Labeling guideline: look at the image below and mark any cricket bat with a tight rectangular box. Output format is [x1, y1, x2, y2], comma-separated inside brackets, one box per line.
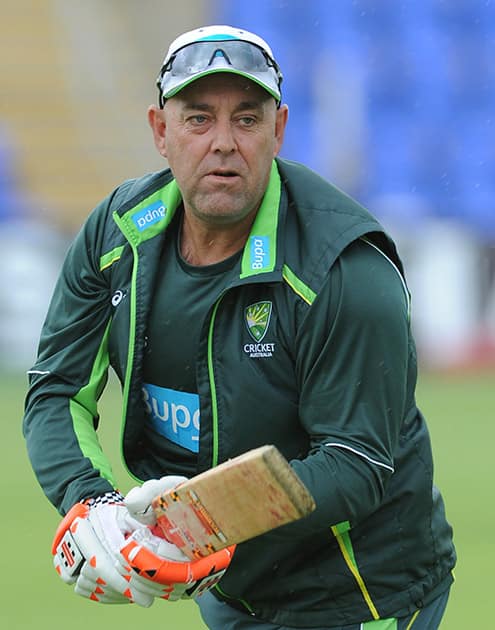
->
[152, 445, 316, 560]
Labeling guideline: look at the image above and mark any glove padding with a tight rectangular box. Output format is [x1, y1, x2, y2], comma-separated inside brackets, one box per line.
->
[75, 559, 130, 604]
[52, 493, 157, 606]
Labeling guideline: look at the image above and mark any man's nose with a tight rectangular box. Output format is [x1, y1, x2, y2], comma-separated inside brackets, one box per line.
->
[210, 120, 237, 153]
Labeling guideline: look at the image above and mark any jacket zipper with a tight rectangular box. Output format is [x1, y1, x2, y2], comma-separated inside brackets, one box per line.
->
[207, 292, 257, 615]
[113, 213, 141, 482]
[206, 296, 223, 469]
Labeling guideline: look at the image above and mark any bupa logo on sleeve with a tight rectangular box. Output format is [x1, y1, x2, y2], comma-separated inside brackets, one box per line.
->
[132, 200, 166, 232]
[250, 235, 270, 270]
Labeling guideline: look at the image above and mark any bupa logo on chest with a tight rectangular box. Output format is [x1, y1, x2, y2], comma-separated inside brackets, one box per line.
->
[243, 301, 276, 358]
[132, 200, 166, 232]
[142, 384, 200, 453]
[250, 236, 270, 271]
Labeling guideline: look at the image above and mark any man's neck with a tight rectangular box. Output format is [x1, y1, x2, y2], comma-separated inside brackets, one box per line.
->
[179, 211, 256, 266]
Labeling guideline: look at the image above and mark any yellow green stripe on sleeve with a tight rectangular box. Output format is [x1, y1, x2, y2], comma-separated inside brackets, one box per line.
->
[331, 521, 380, 621]
[282, 265, 316, 305]
[362, 618, 397, 629]
[70, 320, 115, 484]
[100, 245, 125, 271]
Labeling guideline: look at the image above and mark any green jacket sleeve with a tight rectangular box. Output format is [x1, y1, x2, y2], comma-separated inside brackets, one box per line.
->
[290, 238, 411, 532]
[23, 202, 118, 515]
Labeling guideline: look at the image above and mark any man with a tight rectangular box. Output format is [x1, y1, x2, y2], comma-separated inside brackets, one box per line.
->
[23, 25, 456, 629]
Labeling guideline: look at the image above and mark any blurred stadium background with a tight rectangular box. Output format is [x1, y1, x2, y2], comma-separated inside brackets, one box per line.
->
[0, 1, 493, 628]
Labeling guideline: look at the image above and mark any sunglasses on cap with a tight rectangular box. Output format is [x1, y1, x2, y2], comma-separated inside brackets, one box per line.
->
[156, 39, 283, 108]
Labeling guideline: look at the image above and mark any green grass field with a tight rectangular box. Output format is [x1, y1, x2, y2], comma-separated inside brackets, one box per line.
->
[2, 369, 493, 629]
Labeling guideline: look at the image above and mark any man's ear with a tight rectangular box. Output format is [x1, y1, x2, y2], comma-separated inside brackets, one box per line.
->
[148, 105, 167, 158]
[274, 104, 289, 157]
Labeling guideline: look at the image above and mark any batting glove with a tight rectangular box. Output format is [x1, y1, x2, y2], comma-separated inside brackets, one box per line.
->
[52, 491, 155, 606]
[119, 526, 235, 600]
[125, 475, 188, 526]
[123, 476, 234, 599]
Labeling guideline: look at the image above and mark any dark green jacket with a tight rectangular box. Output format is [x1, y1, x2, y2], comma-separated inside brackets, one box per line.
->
[23, 158, 455, 626]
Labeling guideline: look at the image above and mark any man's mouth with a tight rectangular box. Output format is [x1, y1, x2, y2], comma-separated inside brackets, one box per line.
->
[208, 169, 239, 178]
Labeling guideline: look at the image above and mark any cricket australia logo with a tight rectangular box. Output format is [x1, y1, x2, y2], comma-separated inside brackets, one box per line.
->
[244, 301, 275, 358]
[246, 301, 272, 341]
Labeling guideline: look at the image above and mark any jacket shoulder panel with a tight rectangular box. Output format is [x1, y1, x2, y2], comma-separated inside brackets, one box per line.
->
[276, 159, 403, 296]
[87, 169, 174, 267]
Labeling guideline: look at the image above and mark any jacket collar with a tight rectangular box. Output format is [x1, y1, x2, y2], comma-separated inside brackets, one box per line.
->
[116, 160, 286, 283]
[239, 160, 283, 279]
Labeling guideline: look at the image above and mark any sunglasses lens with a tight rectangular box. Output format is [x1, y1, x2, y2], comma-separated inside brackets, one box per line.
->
[158, 40, 281, 104]
[169, 41, 271, 75]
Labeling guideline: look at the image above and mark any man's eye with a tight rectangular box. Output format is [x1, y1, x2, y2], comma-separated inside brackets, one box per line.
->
[190, 115, 208, 124]
[239, 116, 256, 126]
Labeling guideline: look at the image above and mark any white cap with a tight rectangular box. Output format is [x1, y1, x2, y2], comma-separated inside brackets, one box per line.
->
[157, 25, 283, 105]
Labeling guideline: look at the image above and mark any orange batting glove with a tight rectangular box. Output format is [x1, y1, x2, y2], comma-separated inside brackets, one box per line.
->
[118, 526, 235, 600]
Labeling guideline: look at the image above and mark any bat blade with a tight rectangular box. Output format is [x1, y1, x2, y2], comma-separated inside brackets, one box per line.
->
[152, 445, 316, 559]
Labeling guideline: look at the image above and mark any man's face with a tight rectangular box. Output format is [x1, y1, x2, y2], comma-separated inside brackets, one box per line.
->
[148, 74, 288, 226]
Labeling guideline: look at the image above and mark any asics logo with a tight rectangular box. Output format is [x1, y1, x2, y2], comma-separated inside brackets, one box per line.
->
[111, 290, 125, 306]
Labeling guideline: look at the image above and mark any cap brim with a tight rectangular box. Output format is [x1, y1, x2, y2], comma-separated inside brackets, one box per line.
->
[163, 67, 281, 102]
